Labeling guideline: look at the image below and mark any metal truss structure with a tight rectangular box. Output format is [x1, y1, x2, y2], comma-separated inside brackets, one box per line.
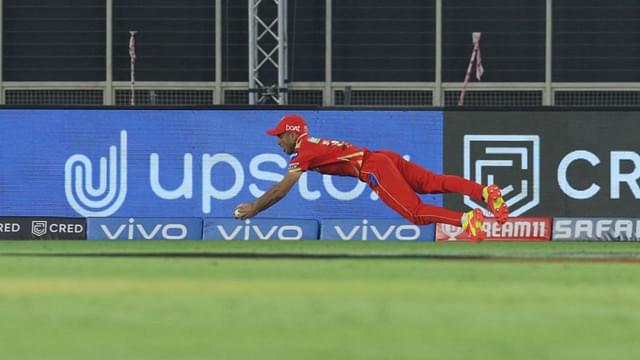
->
[248, 0, 288, 105]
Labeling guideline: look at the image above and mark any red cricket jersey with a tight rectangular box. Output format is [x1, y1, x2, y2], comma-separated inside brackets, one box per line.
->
[288, 133, 368, 177]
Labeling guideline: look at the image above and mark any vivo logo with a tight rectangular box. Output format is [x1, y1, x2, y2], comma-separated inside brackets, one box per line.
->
[216, 220, 303, 240]
[332, 219, 421, 240]
[99, 218, 188, 240]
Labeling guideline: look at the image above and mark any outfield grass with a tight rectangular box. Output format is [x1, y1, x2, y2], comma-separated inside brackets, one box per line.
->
[1, 241, 639, 360]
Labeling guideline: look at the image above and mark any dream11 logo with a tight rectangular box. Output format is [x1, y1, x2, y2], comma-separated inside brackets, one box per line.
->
[463, 135, 540, 217]
[65, 131, 128, 217]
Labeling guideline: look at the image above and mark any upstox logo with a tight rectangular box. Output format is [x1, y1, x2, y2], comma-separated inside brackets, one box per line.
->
[63, 130, 400, 217]
[464, 135, 540, 216]
[65, 131, 128, 217]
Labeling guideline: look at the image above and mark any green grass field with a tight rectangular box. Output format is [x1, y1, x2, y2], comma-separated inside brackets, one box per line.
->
[1, 241, 639, 360]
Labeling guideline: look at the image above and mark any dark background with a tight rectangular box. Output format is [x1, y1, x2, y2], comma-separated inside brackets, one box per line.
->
[0, 217, 86, 240]
[4, 0, 640, 83]
[444, 111, 640, 217]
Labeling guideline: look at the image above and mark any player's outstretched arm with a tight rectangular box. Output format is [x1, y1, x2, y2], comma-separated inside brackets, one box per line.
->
[234, 171, 303, 220]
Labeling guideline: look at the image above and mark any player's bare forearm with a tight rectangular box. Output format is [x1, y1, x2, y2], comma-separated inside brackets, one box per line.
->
[235, 171, 302, 219]
[254, 181, 292, 212]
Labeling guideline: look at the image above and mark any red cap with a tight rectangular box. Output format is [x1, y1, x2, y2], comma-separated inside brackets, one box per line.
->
[266, 114, 308, 136]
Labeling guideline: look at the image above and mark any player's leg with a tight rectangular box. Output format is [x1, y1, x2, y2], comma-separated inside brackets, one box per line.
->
[380, 151, 508, 224]
[361, 152, 466, 227]
[380, 150, 483, 199]
[361, 154, 485, 240]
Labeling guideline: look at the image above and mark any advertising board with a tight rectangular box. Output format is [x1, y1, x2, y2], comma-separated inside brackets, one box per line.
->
[1, 109, 443, 219]
[203, 218, 319, 240]
[320, 218, 435, 241]
[435, 217, 552, 241]
[553, 217, 640, 241]
[87, 217, 203, 240]
[445, 111, 640, 217]
[0, 217, 86, 240]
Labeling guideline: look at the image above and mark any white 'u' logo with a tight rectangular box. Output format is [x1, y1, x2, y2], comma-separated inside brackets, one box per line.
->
[65, 131, 128, 217]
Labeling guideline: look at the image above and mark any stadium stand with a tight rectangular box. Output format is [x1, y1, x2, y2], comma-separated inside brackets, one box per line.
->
[2, 0, 640, 106]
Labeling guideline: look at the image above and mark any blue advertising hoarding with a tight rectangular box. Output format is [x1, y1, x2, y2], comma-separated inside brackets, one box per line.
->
[320, 218, 435, 241]
[203, 218, 319, 240]
[87, 217, 203, 240]
[1, 109, 443, 219]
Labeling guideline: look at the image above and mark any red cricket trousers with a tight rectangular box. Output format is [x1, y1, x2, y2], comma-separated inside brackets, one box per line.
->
[359, 150, 484, 226]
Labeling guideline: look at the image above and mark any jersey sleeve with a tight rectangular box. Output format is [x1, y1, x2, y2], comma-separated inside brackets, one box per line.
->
[288, 142, 317, 173]
[288, 153, 310, 172]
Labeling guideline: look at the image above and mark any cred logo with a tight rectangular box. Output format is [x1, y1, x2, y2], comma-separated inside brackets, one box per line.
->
[31, 221, 84, 236]
[464, 135, 540, 216]
[0, 223, 20, 233]
[31, 221, 47, 236]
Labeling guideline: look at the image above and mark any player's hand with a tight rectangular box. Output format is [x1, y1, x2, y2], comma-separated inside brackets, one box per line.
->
[234, 203, 257, 220]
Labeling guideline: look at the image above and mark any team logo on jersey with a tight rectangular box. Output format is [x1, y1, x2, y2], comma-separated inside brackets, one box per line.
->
[308, 137, 320, 144]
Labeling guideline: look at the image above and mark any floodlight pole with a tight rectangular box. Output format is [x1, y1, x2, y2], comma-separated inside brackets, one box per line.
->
[248, 0, 288, 105]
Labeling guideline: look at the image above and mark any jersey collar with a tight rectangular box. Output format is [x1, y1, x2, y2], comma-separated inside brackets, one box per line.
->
[294, 133, 309, 149]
